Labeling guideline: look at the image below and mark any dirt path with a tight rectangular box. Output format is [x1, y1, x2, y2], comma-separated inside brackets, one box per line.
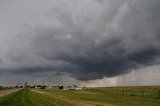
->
[0, 88, 22, 97]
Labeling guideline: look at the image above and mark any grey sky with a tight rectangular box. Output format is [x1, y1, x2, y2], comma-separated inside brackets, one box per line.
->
[0, 0, 160, 86]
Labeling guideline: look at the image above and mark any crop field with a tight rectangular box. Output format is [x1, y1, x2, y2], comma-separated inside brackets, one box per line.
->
[0, 86, 160, 106]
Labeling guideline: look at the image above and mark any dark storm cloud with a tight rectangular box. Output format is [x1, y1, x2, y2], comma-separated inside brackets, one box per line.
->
[23, 0, 160, 80]
[1, 0, 160, 81]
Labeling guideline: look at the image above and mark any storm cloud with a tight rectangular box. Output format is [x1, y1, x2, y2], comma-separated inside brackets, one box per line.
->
[0, 0, 160, 83]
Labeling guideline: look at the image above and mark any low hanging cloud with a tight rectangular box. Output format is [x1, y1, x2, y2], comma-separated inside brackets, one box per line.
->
[82, 65, 160, 87]
[0, 0, 160, 82]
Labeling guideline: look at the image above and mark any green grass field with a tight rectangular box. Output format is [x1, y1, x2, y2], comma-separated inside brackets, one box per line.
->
[0, 86, 160, 106]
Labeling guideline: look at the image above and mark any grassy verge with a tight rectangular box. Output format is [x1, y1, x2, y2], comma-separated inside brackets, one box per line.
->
[0, 89, 53, 106]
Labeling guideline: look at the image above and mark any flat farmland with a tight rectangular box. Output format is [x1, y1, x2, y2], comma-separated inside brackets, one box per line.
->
[0, 86, 160, 106]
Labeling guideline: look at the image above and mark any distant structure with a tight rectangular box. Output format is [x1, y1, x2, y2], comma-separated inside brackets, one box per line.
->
[63, 85, 82, 90]
[35, 85, 47, 89]
[16, 83, 23, 88]
[24, 82, 28, 88]
[49, 85, 82, 90]
[45, 82, 48, 87]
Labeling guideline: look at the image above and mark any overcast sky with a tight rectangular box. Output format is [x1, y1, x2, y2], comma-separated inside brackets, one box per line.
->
[0, 0, 160, 86]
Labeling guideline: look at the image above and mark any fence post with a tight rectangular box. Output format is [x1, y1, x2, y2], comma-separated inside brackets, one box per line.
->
[142, 89, 144, 97]
[158, 90, 160, 99]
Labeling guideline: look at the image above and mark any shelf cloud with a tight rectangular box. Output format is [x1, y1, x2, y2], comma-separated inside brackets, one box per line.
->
[0, 0, 160, 85]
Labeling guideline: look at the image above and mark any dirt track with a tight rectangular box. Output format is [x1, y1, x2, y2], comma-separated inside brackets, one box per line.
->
[0, 88, 21, 97]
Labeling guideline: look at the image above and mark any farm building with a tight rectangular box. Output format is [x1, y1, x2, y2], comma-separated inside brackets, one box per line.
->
[64, 85, 82, 90]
